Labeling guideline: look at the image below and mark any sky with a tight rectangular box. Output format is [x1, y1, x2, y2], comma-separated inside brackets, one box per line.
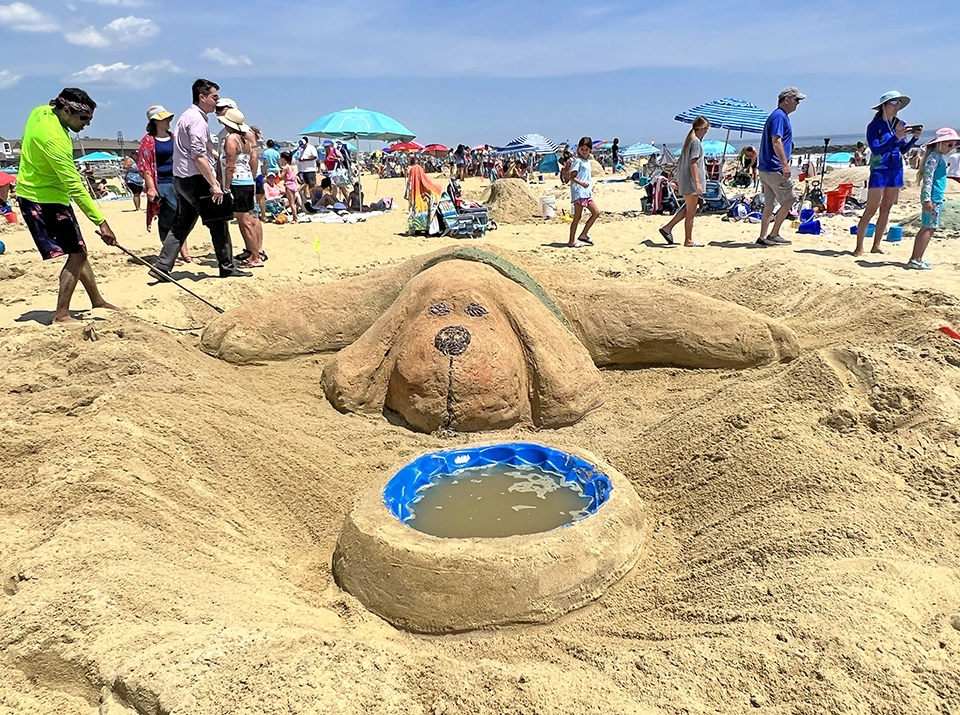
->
[1, 0, 959, 149]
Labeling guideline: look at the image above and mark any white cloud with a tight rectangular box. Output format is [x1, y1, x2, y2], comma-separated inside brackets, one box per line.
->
[71, 59, 179, 87]
[65, 26, 109, 47]
[0, 2, 59, 32]
[0, 69, 23, 88]
[104, 15, 158, 40]
[64, 15, 158, 47]
[199, 47, 251, 67]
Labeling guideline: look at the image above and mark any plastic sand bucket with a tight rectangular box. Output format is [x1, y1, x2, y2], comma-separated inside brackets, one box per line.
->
[866, 223, 876, 237]
[798, 220, 822, 235]
[539, 195, 556, 219]
[886, 225, 903, 242]
[837, 183, 854, 196]
[2, 211, 16, 224]
[825, 190, 844, 213]
[799, 208, 815, 222]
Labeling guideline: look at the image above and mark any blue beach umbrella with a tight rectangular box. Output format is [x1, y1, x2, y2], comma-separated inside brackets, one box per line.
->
[300, 107, 415, 142]
[620, 142, 659, 159]
[75, 151, 120, 162]
[700, 140, 738, 158]
[300, 107, 415, 213]
[826, 151, 854, 164]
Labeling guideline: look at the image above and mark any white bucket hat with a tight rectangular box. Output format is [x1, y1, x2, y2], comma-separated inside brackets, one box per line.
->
[215, 97, 238, 110]
[217, 107, 250, 134]
[871, 91, 911, 111]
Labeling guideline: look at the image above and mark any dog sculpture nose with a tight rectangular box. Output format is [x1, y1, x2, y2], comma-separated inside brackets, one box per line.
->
[434, 325, 471, 356]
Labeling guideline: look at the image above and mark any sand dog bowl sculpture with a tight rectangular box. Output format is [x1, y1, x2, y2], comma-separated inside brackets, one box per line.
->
[202, 246, 799, 432]
[332, 443, 645, 633]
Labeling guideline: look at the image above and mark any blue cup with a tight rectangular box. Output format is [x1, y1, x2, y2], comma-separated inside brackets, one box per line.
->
[886, 225, 903, 242]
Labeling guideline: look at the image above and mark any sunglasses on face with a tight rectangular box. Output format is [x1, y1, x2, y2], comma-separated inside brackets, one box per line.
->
[888, 99, 902, 106]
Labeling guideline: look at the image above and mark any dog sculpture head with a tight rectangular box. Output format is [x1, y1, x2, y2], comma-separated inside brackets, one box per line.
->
[322, 261, 603, 432]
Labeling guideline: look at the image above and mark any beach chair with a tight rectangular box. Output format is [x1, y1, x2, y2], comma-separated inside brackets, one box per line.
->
[641, 175, 681, 215]
[445, 179, 496, 234]
[701, 180, 732, 214]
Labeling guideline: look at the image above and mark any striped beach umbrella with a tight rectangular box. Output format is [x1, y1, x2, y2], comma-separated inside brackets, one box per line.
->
[675, 97, 769, 168]
[507, 134, 560, 153]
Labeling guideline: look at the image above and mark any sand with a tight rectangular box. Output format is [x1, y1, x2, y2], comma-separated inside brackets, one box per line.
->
[1, 175, 960, 714]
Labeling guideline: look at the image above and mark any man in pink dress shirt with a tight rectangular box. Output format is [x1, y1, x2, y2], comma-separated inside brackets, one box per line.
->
[153, 78, 249, 279]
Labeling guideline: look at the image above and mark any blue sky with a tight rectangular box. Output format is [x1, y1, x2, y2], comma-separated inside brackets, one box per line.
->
[0, 0, 958, 148]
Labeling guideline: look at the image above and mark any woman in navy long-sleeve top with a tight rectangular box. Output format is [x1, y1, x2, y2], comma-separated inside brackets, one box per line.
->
[853, 90, 922, 256]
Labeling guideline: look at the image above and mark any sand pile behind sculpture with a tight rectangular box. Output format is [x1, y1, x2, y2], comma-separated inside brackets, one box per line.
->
[474, 178, 542, 224]
[902, 199, 960, 238]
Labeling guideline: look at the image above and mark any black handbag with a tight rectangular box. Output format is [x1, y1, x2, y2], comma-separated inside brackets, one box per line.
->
[198, 193, 234, 225]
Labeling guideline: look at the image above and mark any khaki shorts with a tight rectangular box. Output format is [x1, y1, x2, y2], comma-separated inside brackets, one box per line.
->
[759, 170, 796, 209]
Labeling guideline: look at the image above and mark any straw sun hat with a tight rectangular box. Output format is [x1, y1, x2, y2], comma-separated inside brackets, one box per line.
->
[217, 107, 250, 134]
[871, 91, 910, 110]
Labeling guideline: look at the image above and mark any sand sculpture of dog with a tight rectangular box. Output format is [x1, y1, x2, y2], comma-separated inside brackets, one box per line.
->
[201, 247, 799, 432]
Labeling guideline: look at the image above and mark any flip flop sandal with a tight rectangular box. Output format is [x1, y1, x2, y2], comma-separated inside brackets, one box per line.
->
[684, 242, 704, 248]
[568, 240, 586, 248]
[580, 235, 594, 245]
[659, 227, 675, 245]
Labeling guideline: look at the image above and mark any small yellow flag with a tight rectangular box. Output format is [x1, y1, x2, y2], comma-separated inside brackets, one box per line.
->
[313, 236, 321, 253]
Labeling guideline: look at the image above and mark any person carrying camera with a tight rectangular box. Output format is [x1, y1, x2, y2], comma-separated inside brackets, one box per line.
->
[853, 91, 922, 256]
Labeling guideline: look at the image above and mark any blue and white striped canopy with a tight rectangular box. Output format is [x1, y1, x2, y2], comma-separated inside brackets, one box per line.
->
[620, 142, 659, 158]
[507, 133, 560, 153]
[492, 143, 537, 157]
[674, 97, 768, 134]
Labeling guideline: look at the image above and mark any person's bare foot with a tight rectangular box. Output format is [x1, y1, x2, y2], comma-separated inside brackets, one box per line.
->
[870, 247, 884, 255]
[91, 300, 120, 311]
[853, 248, 865, 257]
[53, 313, 80, 323]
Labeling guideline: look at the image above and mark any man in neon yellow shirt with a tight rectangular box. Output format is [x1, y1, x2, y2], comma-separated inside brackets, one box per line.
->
[17, 87, 118, 323]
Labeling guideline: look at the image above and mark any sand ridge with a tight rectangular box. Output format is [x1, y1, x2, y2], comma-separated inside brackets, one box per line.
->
[1, 174, 959, 713]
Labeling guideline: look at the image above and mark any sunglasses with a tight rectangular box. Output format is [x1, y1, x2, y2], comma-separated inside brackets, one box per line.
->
[888, 99, 903, 106]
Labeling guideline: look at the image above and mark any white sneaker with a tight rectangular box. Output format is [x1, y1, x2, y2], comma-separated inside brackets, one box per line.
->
[905, 259, 931, 270]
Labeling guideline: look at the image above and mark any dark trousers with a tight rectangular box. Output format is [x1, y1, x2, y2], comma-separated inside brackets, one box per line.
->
[157, 175, 235, 274]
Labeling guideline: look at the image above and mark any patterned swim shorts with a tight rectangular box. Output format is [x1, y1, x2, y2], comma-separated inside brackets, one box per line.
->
[572, 197, 595, 208]
[18, 197, 87, 260]
[922, 202, 942, 229]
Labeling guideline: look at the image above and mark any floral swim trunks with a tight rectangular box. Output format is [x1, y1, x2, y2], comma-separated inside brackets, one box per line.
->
[18, 197, 87, 260]
[922, 202, 942, 229]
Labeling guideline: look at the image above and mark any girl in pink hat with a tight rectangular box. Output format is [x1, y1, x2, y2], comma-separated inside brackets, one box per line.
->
[908, 127, 960, 270]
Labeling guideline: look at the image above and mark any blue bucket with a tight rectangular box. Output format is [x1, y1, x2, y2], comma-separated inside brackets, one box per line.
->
[866, 223, 876, 237]
[799, 208, 815, 223]
[383, 443, 612, 524]
[886, 225, 903, 242]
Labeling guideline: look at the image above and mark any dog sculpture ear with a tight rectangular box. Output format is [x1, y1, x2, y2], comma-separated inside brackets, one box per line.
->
[321, 278, 430, 416]
[495, 288, 604, 428]
[551, 278, 800, 369]
[201, 255, 430, 364]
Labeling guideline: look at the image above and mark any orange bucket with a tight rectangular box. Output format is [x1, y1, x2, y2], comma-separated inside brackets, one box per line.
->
[825, 190, 844, 213]
[2, 211, 16, 224]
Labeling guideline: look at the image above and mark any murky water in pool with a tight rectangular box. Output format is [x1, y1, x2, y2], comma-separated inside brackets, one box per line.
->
[407, 464, 591, 538]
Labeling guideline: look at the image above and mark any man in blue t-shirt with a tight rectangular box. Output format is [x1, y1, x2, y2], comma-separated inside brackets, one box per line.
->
[261, 139, 281, 177]
[757, 87, 805, 247]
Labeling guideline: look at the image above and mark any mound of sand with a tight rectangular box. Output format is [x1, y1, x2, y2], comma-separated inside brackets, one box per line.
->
[902, 199, 960, 238]
[476, 178, 542, 224]
[820, 166, 870, 192]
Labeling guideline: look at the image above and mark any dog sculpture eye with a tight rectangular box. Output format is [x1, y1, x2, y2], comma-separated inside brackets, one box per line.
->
[429, 302, 451, 316]
[465, 302, 488, 317]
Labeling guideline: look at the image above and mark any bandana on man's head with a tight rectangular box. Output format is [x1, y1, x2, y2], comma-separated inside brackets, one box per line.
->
[50, 97, 94, 115]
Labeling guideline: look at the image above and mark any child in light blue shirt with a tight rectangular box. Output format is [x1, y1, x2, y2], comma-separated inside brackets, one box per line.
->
[567, 136, 599, 248]
[908, 127, 959, 270]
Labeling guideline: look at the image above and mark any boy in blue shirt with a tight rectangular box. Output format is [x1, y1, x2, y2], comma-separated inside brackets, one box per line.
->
[757, 87, 804, 247]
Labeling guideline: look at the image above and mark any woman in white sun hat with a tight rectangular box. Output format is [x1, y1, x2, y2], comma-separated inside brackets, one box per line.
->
[853, 90, 923, 256]
[137, 104, 193, 265]
[906, 127, 960, 270]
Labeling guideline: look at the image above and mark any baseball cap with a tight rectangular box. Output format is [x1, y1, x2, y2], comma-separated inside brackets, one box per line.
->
[778, 87, 806, 102]
[146, 104, 173, 121]
[215, 97, 238, 109]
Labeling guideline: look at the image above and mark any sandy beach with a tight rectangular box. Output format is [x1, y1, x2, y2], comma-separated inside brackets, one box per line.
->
[1, 171, 959, 714]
